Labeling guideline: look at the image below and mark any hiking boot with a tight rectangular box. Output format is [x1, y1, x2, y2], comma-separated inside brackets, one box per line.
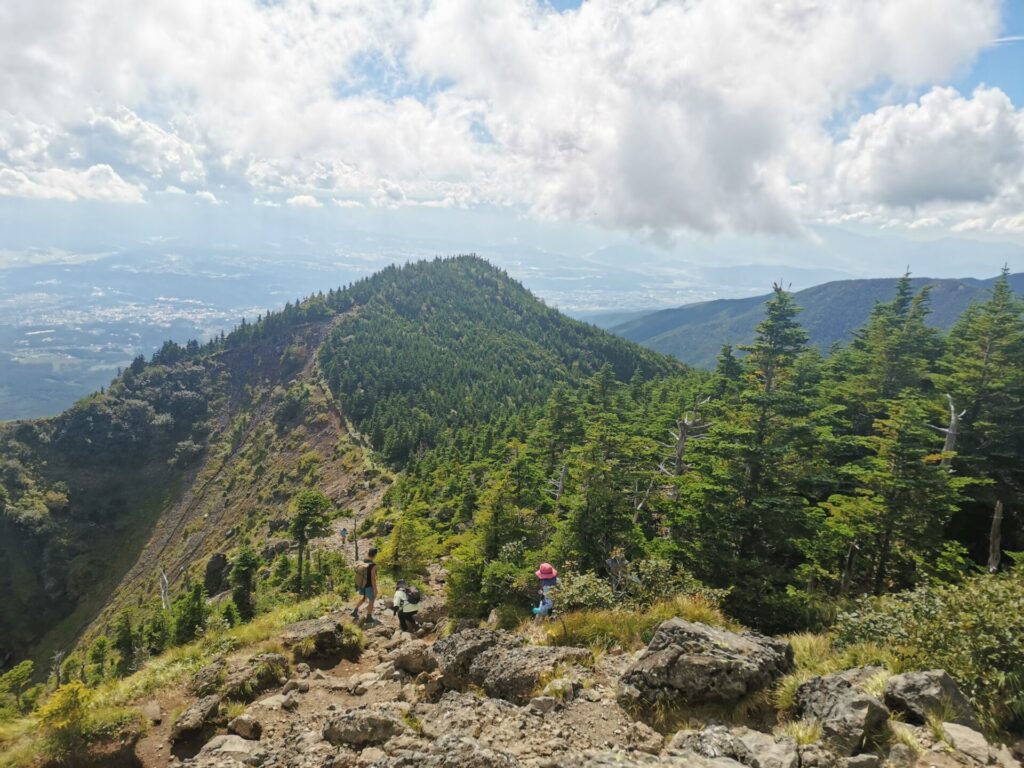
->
[350, 608, 359, 620]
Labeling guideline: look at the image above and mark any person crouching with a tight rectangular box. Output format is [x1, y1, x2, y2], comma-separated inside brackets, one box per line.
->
[391, 579, 421, 633]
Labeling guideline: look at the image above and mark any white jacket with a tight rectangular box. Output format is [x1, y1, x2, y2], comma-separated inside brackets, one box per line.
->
[392, 588, 419, 613]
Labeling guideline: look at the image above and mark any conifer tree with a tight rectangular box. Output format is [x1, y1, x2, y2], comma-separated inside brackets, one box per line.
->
[288, 490, 334, 594]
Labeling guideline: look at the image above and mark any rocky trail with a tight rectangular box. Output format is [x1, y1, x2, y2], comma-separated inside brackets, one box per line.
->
[132, 564, 1024, 768]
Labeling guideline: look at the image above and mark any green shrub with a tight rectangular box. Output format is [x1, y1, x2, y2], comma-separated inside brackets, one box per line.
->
[555, 571, 615, 612]
[37, 682, 92, 762]
[835, 569, 1024, 732]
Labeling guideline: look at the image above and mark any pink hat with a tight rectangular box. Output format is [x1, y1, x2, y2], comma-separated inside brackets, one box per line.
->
[535, 563, 558, 579]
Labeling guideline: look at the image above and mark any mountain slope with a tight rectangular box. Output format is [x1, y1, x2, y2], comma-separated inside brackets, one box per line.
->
[0, 255, 681, 669]
[613, 273, 1024, 367]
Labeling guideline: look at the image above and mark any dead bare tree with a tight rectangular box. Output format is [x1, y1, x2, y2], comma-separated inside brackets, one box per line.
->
[159, 567, 170, 610]
[657, 394, 712, 497]
[547, 464, 566, 503]
[929, 393, 966, 470]
[988, 500, 1004, 573]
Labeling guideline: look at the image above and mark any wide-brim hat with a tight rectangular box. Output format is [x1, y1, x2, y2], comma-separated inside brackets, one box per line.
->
[535, 563, 558, 579]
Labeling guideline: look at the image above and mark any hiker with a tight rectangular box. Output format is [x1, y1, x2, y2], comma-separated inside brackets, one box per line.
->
[351, 547, 378, 622]
[532, 590, 554, 620]
[339, 526, 349, 545]
[391, 579, 421, 633]
[535, 562, 559, 594]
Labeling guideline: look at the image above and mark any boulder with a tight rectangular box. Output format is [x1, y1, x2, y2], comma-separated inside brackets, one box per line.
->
[731, 727, 800, 768]
[843, 756, 880, 768]
[578, 751, 746, 767]
[228, 713, 262, 740]
[323, 709, 406, 747]
[281, 617, 362, 661]
[222, 652, 289, 701]
[204, 553, 230, 595]
[884, 671, 979, 730]
[669, 726, 754, 764]
[942, 722, 992, 766]
[366, 734, 522, 767]
[467, 643, 593, 704]
[432, 629, 520, 689]
[198, 733, 265, 761]
[389, 640, 438, 675]
[617, 619, 793, 710]
[528, 696, 559, 714]
[140, 700, 162, 725]
[191, 658, 227, 696]
[885, 743, 917, 768]
[171, 694, 222, 741]
[795, 667, 889, 756]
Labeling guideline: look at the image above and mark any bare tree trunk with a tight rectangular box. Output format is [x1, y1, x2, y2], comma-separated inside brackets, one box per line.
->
[940, 394, 965, 469]
[839, 541, 858, 596]
[296, 541, 305, 593]
[159, 568, 170, 610]
[988, 500, 1004, 573]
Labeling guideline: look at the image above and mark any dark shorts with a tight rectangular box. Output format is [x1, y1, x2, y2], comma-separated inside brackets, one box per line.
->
[357, 586, 376, 600]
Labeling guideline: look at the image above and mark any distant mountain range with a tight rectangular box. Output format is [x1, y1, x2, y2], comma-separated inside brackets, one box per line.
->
[610, 273, 1024, 368]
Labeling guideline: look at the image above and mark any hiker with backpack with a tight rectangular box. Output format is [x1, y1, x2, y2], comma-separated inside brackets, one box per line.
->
[391, 579, 421, 633]
[351, 548, 379, 623]
[339, 526, 349, 546]
[533, 562, 559, 620]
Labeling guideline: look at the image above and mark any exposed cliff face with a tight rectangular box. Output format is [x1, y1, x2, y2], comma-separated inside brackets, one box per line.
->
[0, 314, 387, 668]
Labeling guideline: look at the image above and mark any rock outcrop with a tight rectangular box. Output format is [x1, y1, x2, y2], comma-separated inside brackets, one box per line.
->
[323, 708, 407, 747]
[617, 619, 793, 710]
[795, 667, 888, 756]
[280, 617, 363, 662]
[884, 670, 980, 729]
[432, 628, 592, 704]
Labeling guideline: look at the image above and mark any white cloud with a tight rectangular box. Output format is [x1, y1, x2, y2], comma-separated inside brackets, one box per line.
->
[286, 194, 323, 208]
[836, 87, 1024, 208]
[162, 185, 186, 195]
[194, 190, 223, 204]
[332, 198, 364, 208]
[0, 164, 146, 202]
[254, 197, 281, 207]
[0, 0, 1016, 239]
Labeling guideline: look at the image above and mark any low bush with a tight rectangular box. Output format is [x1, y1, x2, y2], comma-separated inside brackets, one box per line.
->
[834, 569, 1024, 733]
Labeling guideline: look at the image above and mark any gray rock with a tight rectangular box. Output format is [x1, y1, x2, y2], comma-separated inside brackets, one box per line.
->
[842, 756, 880, 768]
[222, 652, 290, 701]
[942, 722, 991, 765]
[886, 743, 917, 768]
[799, 743, 840, 768]
[884, 671, 979, 730]
[432, 629, 520, 689]
[390, 640, 438, 675]
[528, 696, 559, 714]
[796, 667, 889, 756]
[323, 710, 406, 747]
[198, 733, 264, 760]
[281, 617, 362, 661]
[366, 734, 522, 767]
[171, 694, 221, 741]
[731, 727, 800, 768]
[228, 713, 262, 740]
[261, 538, 291, 559]
[191, 659, 227, 696]
[669, 726, 753, 763]
[578, 750, 746, 767]
[617, 619, 793, 710]
[141, 700, 162, 725]
[467, 643, 592, 704]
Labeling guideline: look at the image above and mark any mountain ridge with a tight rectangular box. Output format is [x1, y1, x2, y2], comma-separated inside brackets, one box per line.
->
[612, 272, 1024, 367]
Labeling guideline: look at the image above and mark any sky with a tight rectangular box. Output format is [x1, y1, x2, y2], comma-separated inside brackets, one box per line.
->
[2, 0, 1024, 310]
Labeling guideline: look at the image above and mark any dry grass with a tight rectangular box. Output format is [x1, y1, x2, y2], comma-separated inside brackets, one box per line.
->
[0, 593, 351, 768]
[543, 595, 741, 651]
[777, 718, 823, 746]
[773, 632, 897, 714]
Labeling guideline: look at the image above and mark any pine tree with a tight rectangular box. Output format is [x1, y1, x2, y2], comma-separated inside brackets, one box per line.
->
[171, 580, 208, 645]
[111, 610, 136, 677]
[229, 543, 262, 621]
[288, 489, 334, 593]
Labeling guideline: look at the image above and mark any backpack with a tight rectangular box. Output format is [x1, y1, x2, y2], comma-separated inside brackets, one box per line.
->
[354, 561, 371, 589]
[406, 586, 421, 604]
